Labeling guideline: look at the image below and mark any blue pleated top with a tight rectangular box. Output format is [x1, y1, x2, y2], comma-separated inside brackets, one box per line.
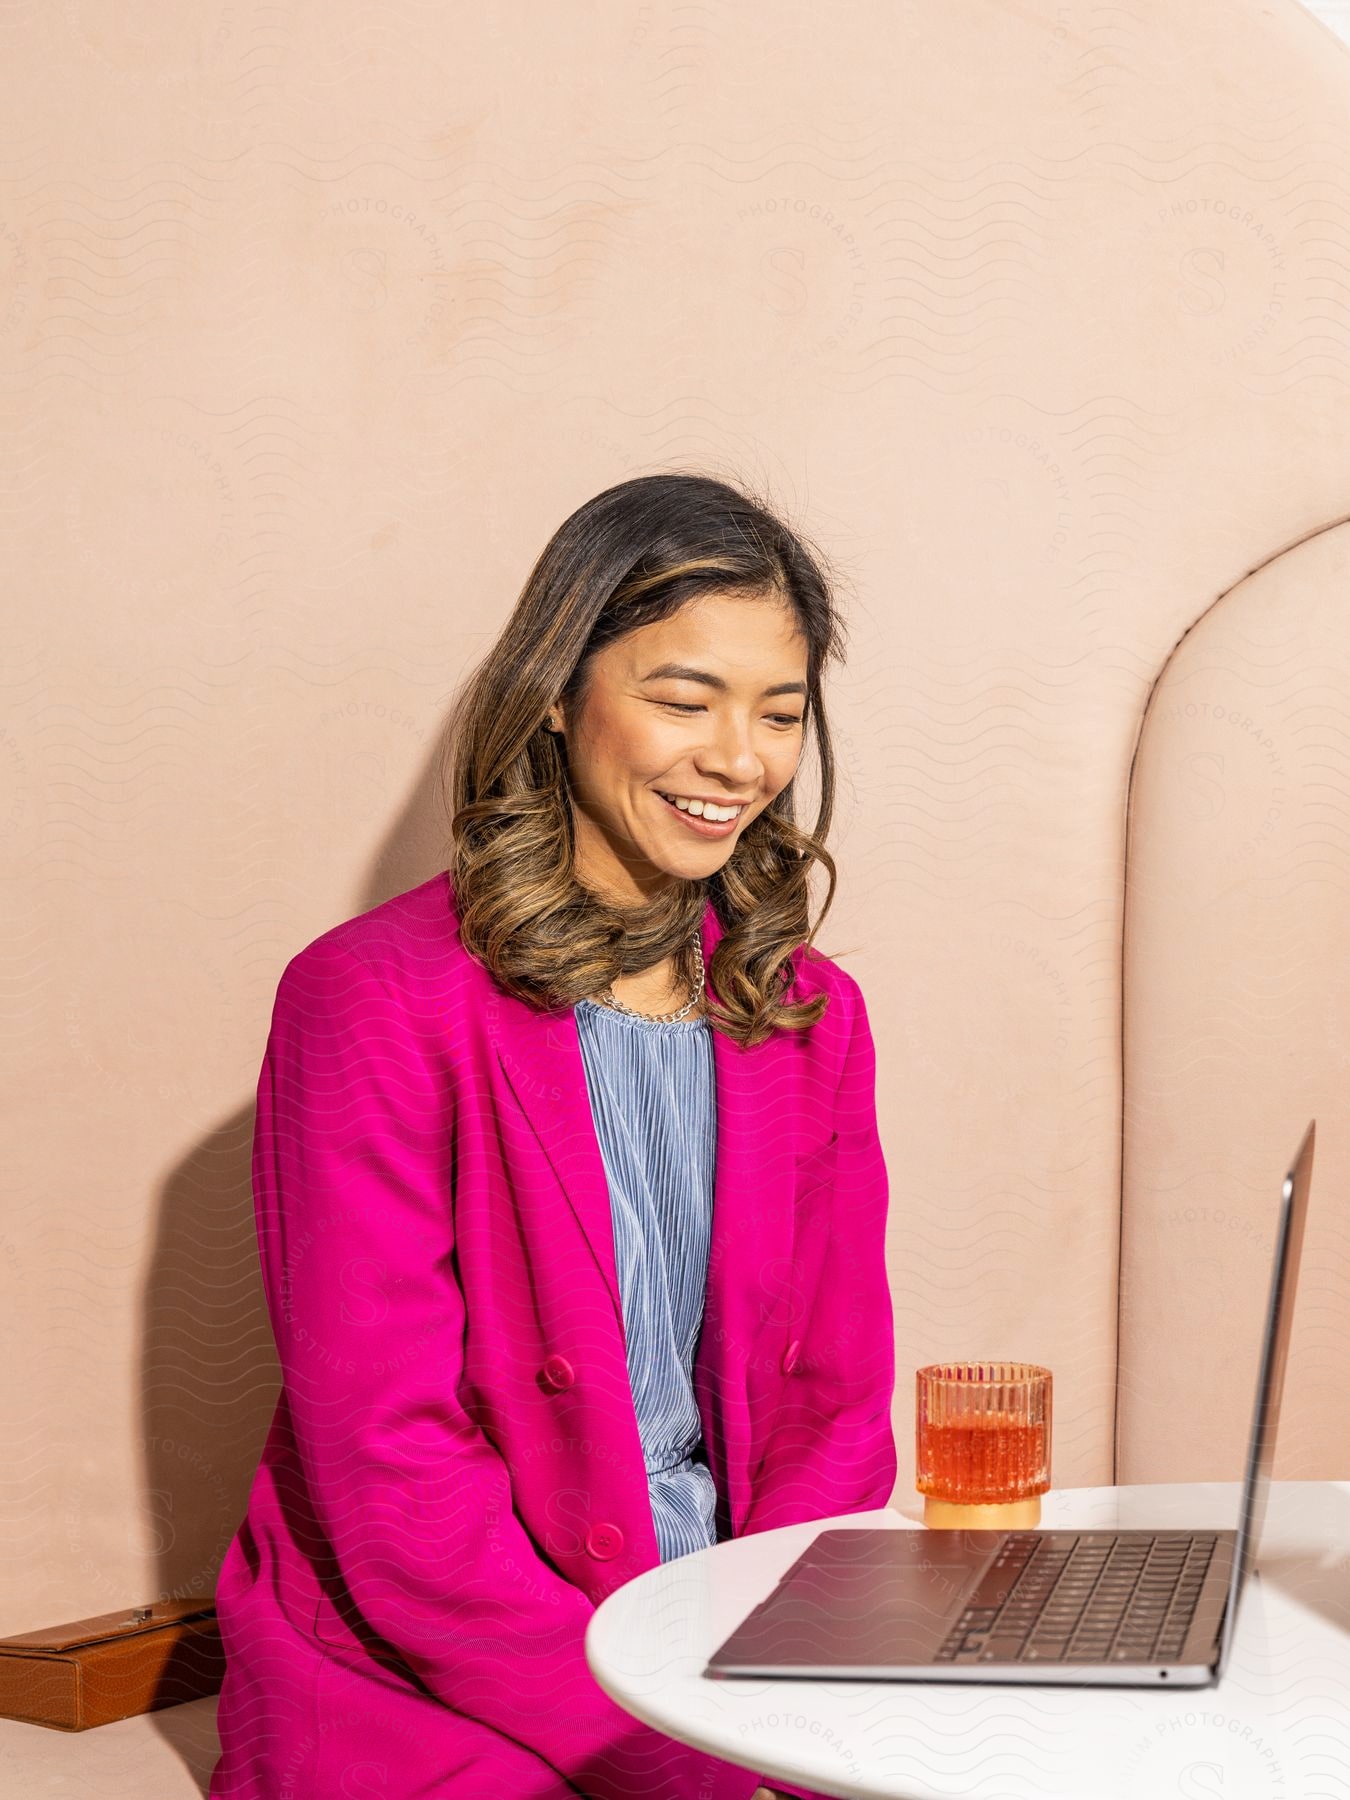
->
[574, 995, 720, 1563]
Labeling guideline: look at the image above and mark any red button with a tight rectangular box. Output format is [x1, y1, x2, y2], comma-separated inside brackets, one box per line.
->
[585, 1522, 624, 1561]
[783, 1339, 801, 1375]
[541, 1355, 575, 1391]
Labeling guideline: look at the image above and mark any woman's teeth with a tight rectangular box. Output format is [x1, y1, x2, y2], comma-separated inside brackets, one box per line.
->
[658, 792, 743, 822]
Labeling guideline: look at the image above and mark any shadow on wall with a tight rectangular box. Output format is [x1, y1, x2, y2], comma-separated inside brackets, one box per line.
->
[135, 758, 455, 1784]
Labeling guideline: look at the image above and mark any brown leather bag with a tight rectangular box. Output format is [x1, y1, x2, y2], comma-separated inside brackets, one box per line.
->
[0, 1598, 224, 1730]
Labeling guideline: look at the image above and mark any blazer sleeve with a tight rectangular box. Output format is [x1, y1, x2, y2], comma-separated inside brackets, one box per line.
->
[252, 937, 760, 1800]
[739, 975, 898, 1539]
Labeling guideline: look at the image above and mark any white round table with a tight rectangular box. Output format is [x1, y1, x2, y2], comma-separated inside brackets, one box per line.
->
[584, 1481, 1350, 1800]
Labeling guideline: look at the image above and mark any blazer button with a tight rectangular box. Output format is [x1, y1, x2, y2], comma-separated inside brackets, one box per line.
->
[782, 1339, 801, 1375]
[540, 1355, 575, 1391]
[585, 1521, 624, 1561]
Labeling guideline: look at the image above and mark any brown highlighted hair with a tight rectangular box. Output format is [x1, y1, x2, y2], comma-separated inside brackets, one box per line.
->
[440, 470, 851, 1048]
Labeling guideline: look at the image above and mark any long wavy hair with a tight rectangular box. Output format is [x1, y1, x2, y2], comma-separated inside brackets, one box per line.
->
[440, 471, 851, 1048]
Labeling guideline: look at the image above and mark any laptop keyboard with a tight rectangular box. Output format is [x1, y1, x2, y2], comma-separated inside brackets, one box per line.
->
[934, 1531, 1219, 1664]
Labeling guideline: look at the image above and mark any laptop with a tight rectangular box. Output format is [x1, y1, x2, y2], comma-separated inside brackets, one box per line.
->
[704, 1119, 1315, 1689]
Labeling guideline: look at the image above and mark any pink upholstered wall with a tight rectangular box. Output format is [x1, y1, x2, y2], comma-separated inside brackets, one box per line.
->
[5, 0, 1350, 1632]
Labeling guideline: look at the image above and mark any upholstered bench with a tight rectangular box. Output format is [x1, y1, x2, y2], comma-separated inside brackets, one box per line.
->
[0, 1699, 220, 1797]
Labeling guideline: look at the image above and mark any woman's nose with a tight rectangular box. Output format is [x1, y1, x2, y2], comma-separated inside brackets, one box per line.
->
[697, 717, 762, 783]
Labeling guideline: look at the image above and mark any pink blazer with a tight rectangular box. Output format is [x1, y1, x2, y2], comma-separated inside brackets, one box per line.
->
[208, 871, 896, 1800]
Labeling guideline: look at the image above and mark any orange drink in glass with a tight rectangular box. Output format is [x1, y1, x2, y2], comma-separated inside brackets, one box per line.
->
[916, 1362, 1052, 1529]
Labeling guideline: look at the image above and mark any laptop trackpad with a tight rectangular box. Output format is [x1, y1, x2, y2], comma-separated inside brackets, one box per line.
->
[715, 1528, 994, 1670]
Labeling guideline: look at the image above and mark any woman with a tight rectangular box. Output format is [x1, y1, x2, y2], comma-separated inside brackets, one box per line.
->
[208, 472, 897, 1800]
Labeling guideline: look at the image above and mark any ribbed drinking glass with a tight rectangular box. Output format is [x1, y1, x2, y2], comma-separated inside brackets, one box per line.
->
[916, 1362, 1052, 1529]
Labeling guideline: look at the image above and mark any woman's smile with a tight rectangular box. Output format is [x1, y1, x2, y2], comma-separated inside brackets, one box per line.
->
[653, 788, 749, 837]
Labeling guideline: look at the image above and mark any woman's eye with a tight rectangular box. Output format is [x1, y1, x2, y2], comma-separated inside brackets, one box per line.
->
[657, 702, 801, 727]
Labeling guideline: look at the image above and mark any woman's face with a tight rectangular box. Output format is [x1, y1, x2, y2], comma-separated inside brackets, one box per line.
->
[550, 591, 810, 906]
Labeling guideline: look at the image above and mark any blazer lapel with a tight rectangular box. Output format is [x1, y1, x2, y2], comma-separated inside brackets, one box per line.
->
[489, 967, 629, 1336]
[695, 907, 796, 1532]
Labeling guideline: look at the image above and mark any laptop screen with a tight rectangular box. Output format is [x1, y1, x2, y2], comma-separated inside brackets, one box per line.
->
[1216, 1120, 1314, 1673]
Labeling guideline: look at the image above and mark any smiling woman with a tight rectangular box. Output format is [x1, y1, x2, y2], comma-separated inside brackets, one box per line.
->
[210, 470, 888, 1800]
[441, 469, 853, 1046]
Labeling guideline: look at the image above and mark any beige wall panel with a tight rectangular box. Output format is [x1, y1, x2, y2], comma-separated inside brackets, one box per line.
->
[1122, 520, 1350, 1484]
[2, 0, 1349, 1636]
